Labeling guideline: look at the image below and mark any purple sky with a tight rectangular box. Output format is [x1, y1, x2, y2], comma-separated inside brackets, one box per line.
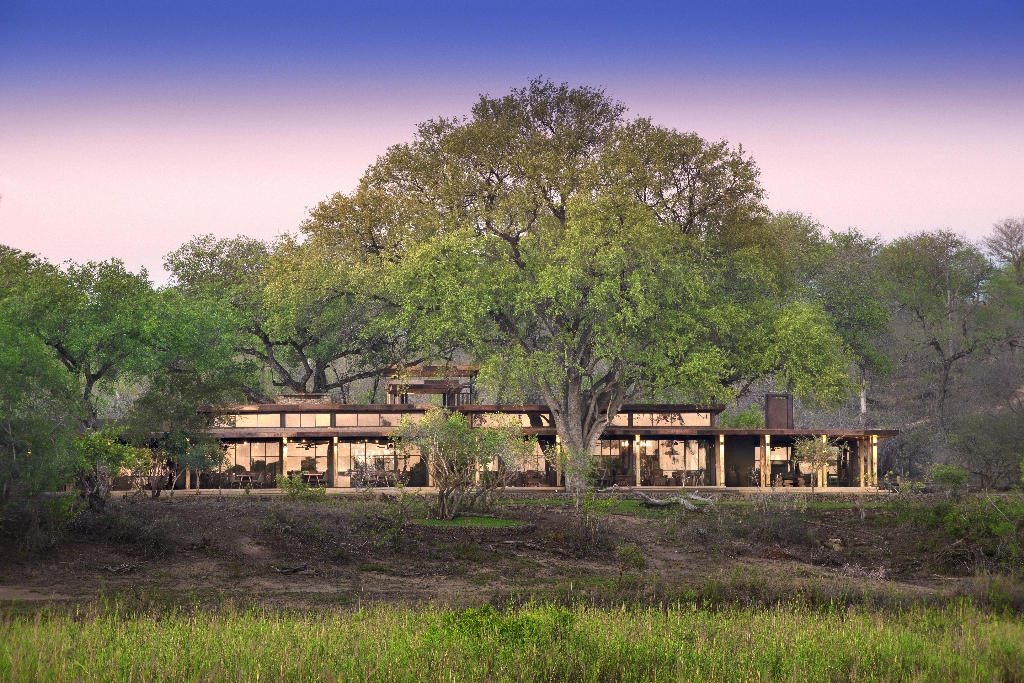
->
[2, 1, 1022, 280]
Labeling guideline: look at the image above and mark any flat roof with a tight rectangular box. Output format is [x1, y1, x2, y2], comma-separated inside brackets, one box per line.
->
[203, 403, 728, 414]
[210, 426, 897, 439]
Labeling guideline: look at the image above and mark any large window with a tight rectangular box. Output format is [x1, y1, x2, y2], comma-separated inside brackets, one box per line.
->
[286, 441, 328, 473]
[224, 441, 281, 473]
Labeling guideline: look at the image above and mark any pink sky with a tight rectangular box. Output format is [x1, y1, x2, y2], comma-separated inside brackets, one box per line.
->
[2, 74, 1022, 281]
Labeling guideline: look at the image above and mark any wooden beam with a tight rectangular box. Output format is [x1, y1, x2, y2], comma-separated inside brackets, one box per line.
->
[717, 434, 725, 487]
[634, 435, 641, 487]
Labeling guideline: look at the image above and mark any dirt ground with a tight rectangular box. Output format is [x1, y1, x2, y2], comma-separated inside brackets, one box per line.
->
[0, 490, 1011, 612]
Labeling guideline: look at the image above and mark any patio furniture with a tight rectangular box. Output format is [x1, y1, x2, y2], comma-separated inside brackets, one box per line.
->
[301, 471, 325, 486]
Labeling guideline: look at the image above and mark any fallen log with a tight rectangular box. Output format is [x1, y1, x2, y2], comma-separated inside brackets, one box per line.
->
[634, 491, 698, 510]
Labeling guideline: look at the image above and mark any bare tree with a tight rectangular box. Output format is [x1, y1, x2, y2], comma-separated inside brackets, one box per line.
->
[984, 217, 1024, 285]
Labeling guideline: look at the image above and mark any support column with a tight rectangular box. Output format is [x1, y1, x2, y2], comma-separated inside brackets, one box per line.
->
[281, 438, 289, 485]
[762, 434, 771, 487]
[820, 434, 829, 488]
[327, 437, 337, 488]
[857, 438, 864, 487]
[634, 434, 641, 487]
[871, 435, 878, 487]
[716, 434, 725, 487]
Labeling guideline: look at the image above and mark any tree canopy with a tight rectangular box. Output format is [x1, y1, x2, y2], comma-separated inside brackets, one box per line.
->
[362, 79, 851, 489]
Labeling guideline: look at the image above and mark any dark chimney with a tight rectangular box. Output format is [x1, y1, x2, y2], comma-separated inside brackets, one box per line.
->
[764, 393, 794, 429]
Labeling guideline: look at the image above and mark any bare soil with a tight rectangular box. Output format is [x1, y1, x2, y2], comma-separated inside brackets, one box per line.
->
[0, 491, 1013, 613]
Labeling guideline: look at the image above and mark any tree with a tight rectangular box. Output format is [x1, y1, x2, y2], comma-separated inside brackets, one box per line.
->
[0, 260, 78, 511]
[68, 428, 148, 511]
[370, 79, 851, 491]
[165, 232, 421, 400]
[793, 436, 838, 491]
[984, 217, 1024, 286]
[879, 231, 998, 432]
[393, 407, 534, 519]
[778, 214, 892, 424]
[15, 259, 159, 429]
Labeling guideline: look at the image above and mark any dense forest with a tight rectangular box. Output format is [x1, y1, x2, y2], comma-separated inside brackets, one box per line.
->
[2, 81, 1023, 511]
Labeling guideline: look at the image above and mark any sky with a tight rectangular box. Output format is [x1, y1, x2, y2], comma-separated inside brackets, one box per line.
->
[1, 1, 1023, 281]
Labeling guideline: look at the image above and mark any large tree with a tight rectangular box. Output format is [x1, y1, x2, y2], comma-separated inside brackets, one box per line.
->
[165, 232, 419, 400]
[364, 80, 851, 490]
[14, 258, 158, 430]
[879, 230, 999, 433]
[776, 214, 892, 424]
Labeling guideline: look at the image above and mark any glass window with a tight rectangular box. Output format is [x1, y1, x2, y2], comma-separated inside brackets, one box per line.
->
[356, 413, 380, 427]
[285, 413, 300, 427]
[336, 413, 357, 426]
[315, 413, 330, 427]
[256, 413, 280, 428]
[336, 442, 352, 472]
[232, 443, 251, 472]
[235, 414, 258, 428]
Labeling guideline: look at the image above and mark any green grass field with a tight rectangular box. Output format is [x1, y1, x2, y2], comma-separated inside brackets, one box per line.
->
[2, 603, 1021, 682]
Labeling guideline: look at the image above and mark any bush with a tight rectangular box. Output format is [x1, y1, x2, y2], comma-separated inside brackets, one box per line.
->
[615, 542, 647, 578]
[279, 475, 328, 502]
[928, 464, 969, 489]
[891, 493, 1024, 575]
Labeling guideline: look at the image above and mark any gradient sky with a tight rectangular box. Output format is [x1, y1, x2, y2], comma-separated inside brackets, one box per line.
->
[2, 1, 1023, 281]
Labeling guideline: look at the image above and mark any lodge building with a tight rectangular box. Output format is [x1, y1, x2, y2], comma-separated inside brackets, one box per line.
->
[198, 367, 896, 490]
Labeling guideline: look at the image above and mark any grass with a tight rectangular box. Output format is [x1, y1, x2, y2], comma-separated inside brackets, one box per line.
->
[1, 602, 1022, 681]
[416, 516, 527, 528]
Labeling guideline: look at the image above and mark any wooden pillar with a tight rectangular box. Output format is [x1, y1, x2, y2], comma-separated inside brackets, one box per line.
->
[716, 434, 725, 487]
[871, 435, 878, 487]
[327, 437, 337, 488]
[819, 434, 829, 488]
[281, 438, 289, 484]
[634, 434, 641, 487]
[761, 434, 771, 487]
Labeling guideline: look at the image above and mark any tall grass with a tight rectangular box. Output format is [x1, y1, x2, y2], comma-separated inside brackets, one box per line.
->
[1, 602, 1021, 681]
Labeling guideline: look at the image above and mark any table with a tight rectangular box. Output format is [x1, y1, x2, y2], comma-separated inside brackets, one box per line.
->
[301, 472, 325, 486]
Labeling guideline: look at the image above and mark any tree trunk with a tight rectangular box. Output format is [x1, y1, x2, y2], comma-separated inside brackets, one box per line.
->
[540, 373, 625, 495]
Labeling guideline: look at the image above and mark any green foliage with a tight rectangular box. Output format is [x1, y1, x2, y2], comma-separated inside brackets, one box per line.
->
[927, 464, 969, 489]
[278, 475, 328, 502]
[792, 436, 838, 489]
[615, 542, 647, 577]
[891, 494, 1024, 575]
[394, 407, 535, 519]
[3, 604, 1021, 681]
[164, 228, 422, 400]
[718, 406, 764, 428]
[879, 231, 1000, 431]
[70, 428, 149, 474]
[13, 257, 159, 428]
[374, 80, 852, 492]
